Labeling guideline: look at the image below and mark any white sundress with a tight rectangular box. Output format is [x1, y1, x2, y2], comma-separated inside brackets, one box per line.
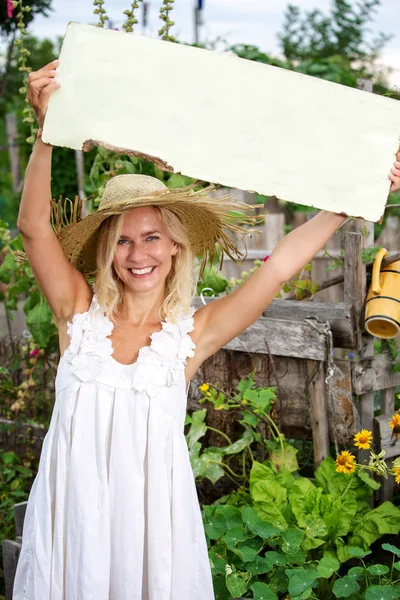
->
[13, 294, 215, 600]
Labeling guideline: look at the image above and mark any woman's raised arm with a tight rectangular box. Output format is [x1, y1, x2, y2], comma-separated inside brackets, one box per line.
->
[195, 155, 400, 361]
[17, 61, 91, 322]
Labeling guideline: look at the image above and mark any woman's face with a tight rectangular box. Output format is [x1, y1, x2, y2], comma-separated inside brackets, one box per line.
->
[113, 206, 178, 293]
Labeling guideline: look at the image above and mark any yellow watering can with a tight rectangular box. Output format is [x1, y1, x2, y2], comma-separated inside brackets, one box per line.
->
[365, 248, 400, 339]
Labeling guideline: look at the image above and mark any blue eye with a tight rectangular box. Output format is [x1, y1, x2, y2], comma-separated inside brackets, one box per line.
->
[146, 236, 159, 241]
[117, 239, 129, 245]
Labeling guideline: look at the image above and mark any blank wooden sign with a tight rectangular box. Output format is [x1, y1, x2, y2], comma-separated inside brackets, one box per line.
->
[43, 22, 400, 222]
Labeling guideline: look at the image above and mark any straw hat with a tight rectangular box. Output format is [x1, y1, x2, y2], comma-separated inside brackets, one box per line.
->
[51, 174, 256, 276]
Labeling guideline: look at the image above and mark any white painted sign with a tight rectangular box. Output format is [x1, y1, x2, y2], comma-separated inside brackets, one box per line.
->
[43, 22, 400, 222]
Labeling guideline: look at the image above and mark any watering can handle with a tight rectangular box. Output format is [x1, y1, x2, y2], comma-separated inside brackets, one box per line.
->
[371, 248, 388, 295]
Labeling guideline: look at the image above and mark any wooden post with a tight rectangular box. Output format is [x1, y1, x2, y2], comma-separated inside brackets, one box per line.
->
[75, 150, 88, 216]
[2, 539, 21, 600]
[358, 221, 375, 436]
[344, 231, 363, 349]
[5, 113, 21, 193]
[307, 360, 330, 465]
[380, 386, 396, 501]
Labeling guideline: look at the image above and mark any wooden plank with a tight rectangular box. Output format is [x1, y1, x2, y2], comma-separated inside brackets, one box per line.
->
[223, 317, 328, 361]
[374, 413, 400, 460]
[193, 297, 356, 348]
[189, 351, 358, 444]
[2, 539, 21, 600]
[263, 300, 356, 348]
[351, 354, 400, 395]
[14, 501, 27, 538]
[42, 22, 400, 222]
[344, 231, 363, 349]
[380, 387, 396, 501]
[307, 360, 330, 465]
[357, 220, 375, 440]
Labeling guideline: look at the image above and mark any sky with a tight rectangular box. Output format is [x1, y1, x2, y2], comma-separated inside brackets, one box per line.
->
[29, 0, 400, 89]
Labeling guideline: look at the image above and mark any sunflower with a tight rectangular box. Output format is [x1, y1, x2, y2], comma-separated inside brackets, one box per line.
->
[394, 467, 400, 485]
[335, 451, 356, 474]
[353, 429, 373, 450]
[389, 413, 400, 440]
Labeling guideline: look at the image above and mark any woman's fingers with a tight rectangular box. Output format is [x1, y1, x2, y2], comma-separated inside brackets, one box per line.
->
[28, 59, 59, 82]
[27, 62, 60, 128]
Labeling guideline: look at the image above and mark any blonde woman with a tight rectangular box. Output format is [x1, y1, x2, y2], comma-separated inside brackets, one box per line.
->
[13, 60, 400, 600]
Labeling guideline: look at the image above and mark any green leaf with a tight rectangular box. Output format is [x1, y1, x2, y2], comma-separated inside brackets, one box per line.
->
[315, 458, 374, 511]
[166, 173, 193, 188]
[246, 555, 274, 575]
[191, 447, 225, 484]
[265, 551, 289, 567]
[250, 462, 290, 529]
[2, 451, 16, 464]
[186, 409, 207, 447]
[332, 576, 360, 598]
[270, 442, 299, 472]
[281, 528, 303, 554]
[225, 568, 250, 597]
[217, 505, 243, 530]
[358, 468, 381, 490]
[0, 253, 15, 283]
[382, 543, 400, 558]
[221, 525, 248, 548]
[349, 502, 400, 548]
[348, 546, 373, 558]
[224, 428, 254, 455]
[393, 562, 400, 571]
[204, 511, 227, 540]
[367, 564, 390, 576]
[26, 301, 54, 347]
[317, 556, 340, 578]
[250, 582, 278, 600]
[230, 545, 258, 563]
[347, 566, 366, 580]
[286, 569, 319, 596]
[209, 545, 228, 575]
[212, 576, 230, 600]
[241, 411, 260, 427]
[23, 291, 41, 315]
[242, 506, 280, 539]
[364, 586, 399, 600]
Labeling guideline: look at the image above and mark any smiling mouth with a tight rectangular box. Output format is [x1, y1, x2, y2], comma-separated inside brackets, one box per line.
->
[129, 266, 156, 277]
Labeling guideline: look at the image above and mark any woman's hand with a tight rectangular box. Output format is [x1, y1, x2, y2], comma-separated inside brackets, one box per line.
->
[389, 151, 400, 193]
[27, 59, 60, 130]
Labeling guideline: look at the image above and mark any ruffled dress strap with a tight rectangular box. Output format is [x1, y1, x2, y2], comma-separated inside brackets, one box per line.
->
[63, 294, 114, 382]
[132, 308, 197, 397]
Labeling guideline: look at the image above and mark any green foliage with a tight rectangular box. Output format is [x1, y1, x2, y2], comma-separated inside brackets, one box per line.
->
[0, 0, 51, 36]
[192, 374, 400, 598]
[0, 447, 35, 595]
[0, 221, 58, 425]
[278, 0, 391, 64]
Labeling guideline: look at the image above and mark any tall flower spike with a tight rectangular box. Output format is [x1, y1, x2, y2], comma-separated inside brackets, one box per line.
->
[13, 0, 35, 144]
[158, 0, 176, 42]
[93, 0, 109, 28]
[123, 1, 142, 33]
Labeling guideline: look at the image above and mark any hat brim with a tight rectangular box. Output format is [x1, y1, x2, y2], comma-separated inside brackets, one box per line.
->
[56, 185, 256, 276]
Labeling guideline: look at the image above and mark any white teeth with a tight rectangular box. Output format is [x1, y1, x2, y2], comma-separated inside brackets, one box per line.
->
[130, 267, 154, 275]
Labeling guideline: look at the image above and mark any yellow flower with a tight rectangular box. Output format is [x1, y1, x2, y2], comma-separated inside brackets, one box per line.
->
[389, 413, 400, 440]
[394, 467, 400, 485]
[199, 383, 210, 393]
[335, 451, 356, 475]
[353, 429, 373, 450]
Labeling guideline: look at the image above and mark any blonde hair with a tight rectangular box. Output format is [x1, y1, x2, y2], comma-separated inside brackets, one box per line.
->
[94, 206, 197, 322]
